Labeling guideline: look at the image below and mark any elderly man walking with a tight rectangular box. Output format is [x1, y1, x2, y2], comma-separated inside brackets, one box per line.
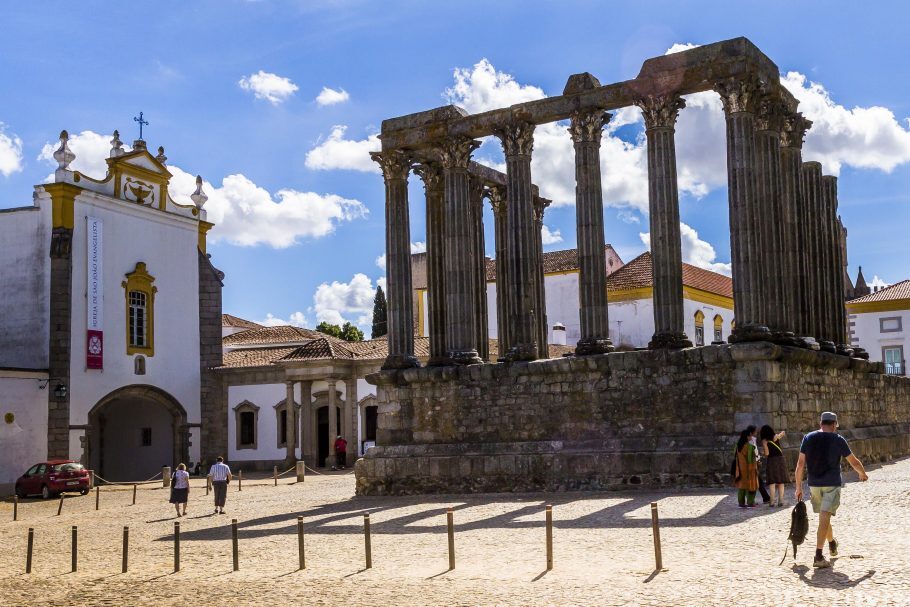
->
[794, 412, 869, 568]
[208, 456, 233, 515]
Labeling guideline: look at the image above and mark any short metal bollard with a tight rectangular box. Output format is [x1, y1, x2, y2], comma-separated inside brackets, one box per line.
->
[57, 495, 64, 516]
[273, 465, 278, 486]
[163, 466, 171, 489]
[232, 519, 239, 571]
[238, 470, 242, 492]
[545, 504, 553, 571]
[296, 460, 305, 483]
[447, 508, 455, 570]
[122, 526, 129, 573]
[95, 486, 100, 511]
[206, 476, 211, 496]
[132, 484, 137, 506]
[650, 502, 663, 571]
[13, 496, 18, 521]
[297, 515, 306, 570]
[363, 514, 372, 569]
[88, 469, 94, 489]
[71, 526, 78, 572]
[174, 522, 180, 573]
[25, 528, 34, 574]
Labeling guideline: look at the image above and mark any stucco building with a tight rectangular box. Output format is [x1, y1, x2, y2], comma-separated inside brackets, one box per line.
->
[847, 280, 910, 376]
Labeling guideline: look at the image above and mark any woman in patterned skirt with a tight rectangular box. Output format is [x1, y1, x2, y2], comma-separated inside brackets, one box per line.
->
[760, 425, 788, 507]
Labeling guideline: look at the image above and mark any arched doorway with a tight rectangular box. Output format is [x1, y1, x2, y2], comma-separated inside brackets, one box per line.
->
[316, 405, 343, 467]
[87, 385, 187, 482]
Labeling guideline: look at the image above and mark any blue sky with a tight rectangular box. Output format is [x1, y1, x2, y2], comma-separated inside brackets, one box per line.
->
[2, 1, 909, 330]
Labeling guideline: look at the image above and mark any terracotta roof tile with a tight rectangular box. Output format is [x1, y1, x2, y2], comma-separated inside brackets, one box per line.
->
[218, 346, 298, 369]
[485, 245, 620, 281]
[606, 252, 732, 298]
[848, 279, 910, 304]
[222, 325, 344, 347]
[221, 314, 263, 330]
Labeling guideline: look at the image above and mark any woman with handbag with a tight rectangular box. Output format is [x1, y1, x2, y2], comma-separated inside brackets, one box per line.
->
[760, 425, 788, 507]
[169, 463, 190, 517]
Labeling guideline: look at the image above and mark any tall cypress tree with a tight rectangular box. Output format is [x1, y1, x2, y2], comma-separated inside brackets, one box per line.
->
[371, 285, 388, 339]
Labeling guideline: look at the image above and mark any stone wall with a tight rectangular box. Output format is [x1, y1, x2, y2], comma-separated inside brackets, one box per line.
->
[47, 227, 73, 459]
[198, 250, 224, 463]
[355, 342, 910, 495]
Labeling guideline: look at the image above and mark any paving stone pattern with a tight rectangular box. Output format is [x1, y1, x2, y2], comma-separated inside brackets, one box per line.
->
[1, 459, 908, 606]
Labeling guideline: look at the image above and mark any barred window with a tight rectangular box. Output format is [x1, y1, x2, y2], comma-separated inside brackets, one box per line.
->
[128, 290, 147, 347]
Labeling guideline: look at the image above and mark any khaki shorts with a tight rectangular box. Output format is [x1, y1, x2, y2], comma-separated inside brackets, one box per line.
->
[810, 486, 841, 515]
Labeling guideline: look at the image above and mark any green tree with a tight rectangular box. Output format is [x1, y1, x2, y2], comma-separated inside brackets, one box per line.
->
[341, 322, 364, 342]
[371, 285, 388, 339]
[315, 321, 342, 339]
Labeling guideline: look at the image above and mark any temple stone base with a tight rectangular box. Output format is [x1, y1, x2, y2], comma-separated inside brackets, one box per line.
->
[355, 343, 910, 495]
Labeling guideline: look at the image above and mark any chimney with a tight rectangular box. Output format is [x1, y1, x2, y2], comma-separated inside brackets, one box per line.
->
[551, 322, 566, 346]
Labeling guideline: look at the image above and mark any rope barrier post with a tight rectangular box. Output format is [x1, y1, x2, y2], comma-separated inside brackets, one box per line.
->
[122, 526, 129, 573]
[297, 515, 305, 570]
[132, 484, 137, 506]
[71, 525, 78, 573]
[206, 475, 211, 496]
[88, 469, 94, 489]
[162, 466, 171, 489]
[650, 502, 663, 571]
[363, 513, 372, 569]
[25, 528, 33, 574]
[57, 495, 64, 516]
[447, 508, 455, 570]
[95, 486, 100, 511]
[545, 504, 553, 571]
[174, 521, 180, 573]
[273, 465, 278, 487]
[238, 470, 242, 492]
[13, 496, 17, 521]
[296, 460, 305, 483]
[231, 519, 239, 571]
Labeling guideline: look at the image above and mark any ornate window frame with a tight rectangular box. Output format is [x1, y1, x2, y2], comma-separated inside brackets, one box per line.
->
[233, 400, 259, 450]
[713, 314, 724, 343]
[694, 310, 705, 347]
[274, 399, 299, 449]
[122, 262, 157, 356]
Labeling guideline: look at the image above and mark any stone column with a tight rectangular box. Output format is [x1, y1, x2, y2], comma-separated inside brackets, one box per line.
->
[487, 185, 510, 357]
[494, 119, 539, 361]
[326, 379, 338, 469]
[780, 113, 813, 340]
[414, 162, 447, 365]
[800, 162, 833, 351]
[569, 110, 613, 355]
[345, 377, 358, 458]
[299, 381, 312, 465]
[470, 176, 490, 361]
[284, 381, 296, 464]
[370, 150, 419, 370]
[823, 176, 851, 354]
[635, 94, 693, 349]
[715, 76, 771, 342]
[440, 137, 482, 365]
[753, 96, 790, 338]
[533, 196, 550, 358]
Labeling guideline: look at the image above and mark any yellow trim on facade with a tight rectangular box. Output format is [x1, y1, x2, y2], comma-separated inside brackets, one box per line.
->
[416, 288, 426, 337]
[846, 300, 910, 314]
[198, 220, 214, 254]
[44, 182, 82, 229]
[122, 262, 157, 357]
[713, 314, 724, 329]
[694, 309, 705, 325]
[607, 286, 654, 302]
[683, 286, 734, 309]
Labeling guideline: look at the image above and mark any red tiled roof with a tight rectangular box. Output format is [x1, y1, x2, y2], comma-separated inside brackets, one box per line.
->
[222, 325, 344, 347]
[219, 346, 298, 369]
[484, 245, 620, 281]
[606, 252, 733, 298]
[221, 314, 263, 330]
[848, 279, 910, 304]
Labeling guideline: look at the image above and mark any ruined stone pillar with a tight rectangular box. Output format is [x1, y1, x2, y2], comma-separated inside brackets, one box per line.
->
[370, 151, 419, 370]
[470, 176, 490, 361]
[441, 137, 482, 364]
[299, 381, 312, 465]
[800, 162, 834, 351]
[715, 76, 771, 342]
[569, 110, 613, 355]
[285, 381, 296, 464]
[487, 185, 510, 356]
[823, 176, 851, 354]
[414, 162, 447, 365]
[326, 379, 338, 468]
[494, 119, 539, 361]
[533, 195, 550, 358]
[636, 94, 692, 349]
[780, 113, 813, 339]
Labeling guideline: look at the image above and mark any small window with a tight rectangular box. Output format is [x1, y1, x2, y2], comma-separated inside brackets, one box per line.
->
[713, 315, 724, 343]
[240, 411, 255, 446]
[880, 317, 903, 333]
[883, 346, 904, 376]
[695, 326, 705, 347]
[278, 409, 288, 447]
[141, 427, 152, 446]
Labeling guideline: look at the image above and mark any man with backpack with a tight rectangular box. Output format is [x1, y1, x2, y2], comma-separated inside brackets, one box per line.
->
[794, 411, 869, 568]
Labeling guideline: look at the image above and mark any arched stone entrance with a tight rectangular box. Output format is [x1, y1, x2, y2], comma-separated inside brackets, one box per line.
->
[87, 385, 187, 482]
[312, 389, 344, 467]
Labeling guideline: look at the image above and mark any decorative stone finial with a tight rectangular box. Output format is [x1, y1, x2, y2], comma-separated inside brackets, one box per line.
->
[132, 138, 147, 151]
[53, 130, 75, 172]
[190, 175, 208, 209]
[155, 146, 167, 165]
[110, 130, 124, 158]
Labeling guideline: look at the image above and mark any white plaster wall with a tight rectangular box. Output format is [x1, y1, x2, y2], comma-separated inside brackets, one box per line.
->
[608, 299, 654, 349]
[684, 300, 734, 346]
[0, 206, 51, 369]
[543, 273, 581, 343]
[67, 192, 201, 426]
[850, 310, 909, 365]
[0, 372, 49, 487]
[227, 383, 297, 463]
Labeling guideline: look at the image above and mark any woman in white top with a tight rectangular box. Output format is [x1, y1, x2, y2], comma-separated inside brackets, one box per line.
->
[169, 463, 191, 517]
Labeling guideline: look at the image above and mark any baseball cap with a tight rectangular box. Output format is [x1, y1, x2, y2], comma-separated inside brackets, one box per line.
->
[820, 411, 838, 424]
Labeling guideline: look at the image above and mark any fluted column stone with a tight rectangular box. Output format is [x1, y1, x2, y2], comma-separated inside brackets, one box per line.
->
[470, 176, 490, 361]
[370, 151, 419, 370]
[800, 162, 834, 351]
[494, 120, 539, 361]
[533, 196, 549, 358]
[440, 137, 483, 364]
[414, 162, 447, 365]
[569, 109, 614, 355]
[635, 94, 692, 349]
[488, 186, 510, 357]
[823, 176, 852, 355]
[715, 76, 771, 342]
[780, 112, 813, 341]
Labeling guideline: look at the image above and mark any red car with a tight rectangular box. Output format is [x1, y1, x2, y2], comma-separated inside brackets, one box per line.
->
[15, 460, 91, 499]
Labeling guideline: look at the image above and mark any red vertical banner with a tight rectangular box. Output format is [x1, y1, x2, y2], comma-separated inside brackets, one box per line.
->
[86, 330, 103, 369]
[86, 216, 104, 369]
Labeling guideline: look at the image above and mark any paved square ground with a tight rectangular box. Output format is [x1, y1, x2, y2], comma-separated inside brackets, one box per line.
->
[1, 458, 908, 606]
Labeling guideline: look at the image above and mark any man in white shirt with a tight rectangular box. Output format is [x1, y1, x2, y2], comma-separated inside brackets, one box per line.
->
[207, 456, 232, 515]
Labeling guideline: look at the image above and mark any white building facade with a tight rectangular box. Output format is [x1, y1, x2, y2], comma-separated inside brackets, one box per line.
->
[847, 280, 910, 376]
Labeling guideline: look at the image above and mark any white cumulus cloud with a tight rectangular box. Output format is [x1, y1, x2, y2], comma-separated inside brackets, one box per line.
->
[312, 272, 379, 328]
[639, 223, 731, 276]
[315, 87, 350, 106]
[375, 241, 425, 269]
[256, 312, 309, 327]
[0, 123, 24, 176]
[541, 225, 563, 245]
[238, 70, 299, 105]
[305, 125, 380, 173]
[38, 129, 114, 180]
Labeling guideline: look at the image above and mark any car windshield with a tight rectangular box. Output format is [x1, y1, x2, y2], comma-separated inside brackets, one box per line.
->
[52, 463, 84, 473]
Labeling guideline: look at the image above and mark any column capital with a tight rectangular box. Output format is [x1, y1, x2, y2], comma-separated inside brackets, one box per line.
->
[494, 119, 535, 157]
[285, 380, 295, 388]
[439, 137, 480, 171]
[568, 110, 612, 144]
[755, 95, 789, 134]
[780, 112, 813, 149]
[486, 185, 507, 216]
[370, 150, 411, 183]
[413, 161, 443, 193]
[634, 94, 685, 130]
[713, 75, 763, 115]
[533, 196, 551, 225]
[326, 379, 337, 389]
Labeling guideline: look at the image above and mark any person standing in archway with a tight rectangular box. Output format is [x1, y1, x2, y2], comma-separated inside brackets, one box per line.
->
[333, 435, 347, 470]
[208, 456, 232, 514]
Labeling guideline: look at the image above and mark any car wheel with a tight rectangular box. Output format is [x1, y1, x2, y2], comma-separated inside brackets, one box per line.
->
[15, 484, 27, 499]
[79, 488, 89, 496]
[41, 485, 53, 500]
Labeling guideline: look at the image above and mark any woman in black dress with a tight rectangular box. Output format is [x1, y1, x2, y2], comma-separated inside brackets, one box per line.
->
[169, 463, 190, 517]
[759, 425, 788, 507]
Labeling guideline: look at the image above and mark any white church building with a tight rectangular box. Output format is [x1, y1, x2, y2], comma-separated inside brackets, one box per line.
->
[0, 130, 223, 487]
